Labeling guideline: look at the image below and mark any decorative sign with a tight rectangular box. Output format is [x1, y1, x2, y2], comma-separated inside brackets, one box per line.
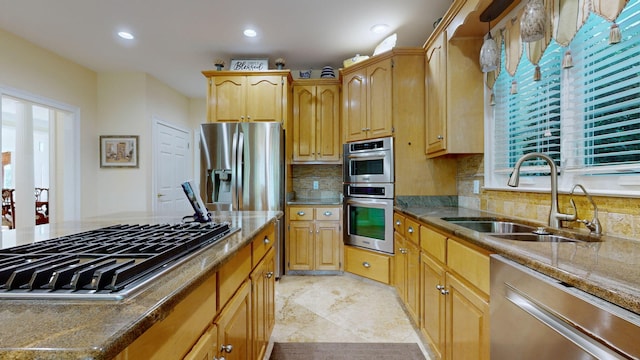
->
[230, 58, 269, 71]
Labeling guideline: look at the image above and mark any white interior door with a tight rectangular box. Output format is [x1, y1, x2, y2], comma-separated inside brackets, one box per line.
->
[154, 120, 191, 214]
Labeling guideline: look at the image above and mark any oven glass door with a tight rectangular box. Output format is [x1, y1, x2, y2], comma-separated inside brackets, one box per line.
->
[344, 197, 394, 254]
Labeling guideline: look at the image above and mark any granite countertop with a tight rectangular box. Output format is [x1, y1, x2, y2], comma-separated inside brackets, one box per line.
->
[395, 205, 640, 316]
[0, 210, 282, 360]
[286, 197, 342, 205]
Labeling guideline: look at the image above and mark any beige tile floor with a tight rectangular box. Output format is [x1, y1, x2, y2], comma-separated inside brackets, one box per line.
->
[266, 274, 433, 359]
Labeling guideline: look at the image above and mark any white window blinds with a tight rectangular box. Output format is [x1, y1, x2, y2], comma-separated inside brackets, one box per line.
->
[564, 4, 640, 173]
[492, 41, 563, 173]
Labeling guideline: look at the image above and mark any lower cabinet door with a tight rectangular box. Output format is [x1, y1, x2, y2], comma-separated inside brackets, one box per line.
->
[183, 324, 218, 360]
[445, 273, 490, 360]
[421, 254, 446, 359]
[215, 280, 252, 360]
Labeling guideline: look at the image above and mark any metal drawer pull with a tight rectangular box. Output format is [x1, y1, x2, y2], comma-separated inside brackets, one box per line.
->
[440, 289, 449, 295]
[297, 211, 305, 216]
[400, 248, 407, 254]
[263, 237, 270, 245]
[221, 344, 233, 353]
[362, 262, 371, 268]
[323, 211, 332, 216]
[436, 285, 445, 290]
[407, 226, 414, 234]
[395, 220, 402, 226]
[266, 272, 274, 279]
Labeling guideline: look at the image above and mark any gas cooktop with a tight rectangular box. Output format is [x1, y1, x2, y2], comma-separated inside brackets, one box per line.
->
[0, 222, 238, 301]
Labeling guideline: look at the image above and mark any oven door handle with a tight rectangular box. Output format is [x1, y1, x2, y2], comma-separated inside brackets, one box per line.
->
[347, 151, 387, 159]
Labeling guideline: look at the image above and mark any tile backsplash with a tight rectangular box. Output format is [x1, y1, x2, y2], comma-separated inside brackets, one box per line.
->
[457, 154, 640, 241]
[290, 164, 342, 199]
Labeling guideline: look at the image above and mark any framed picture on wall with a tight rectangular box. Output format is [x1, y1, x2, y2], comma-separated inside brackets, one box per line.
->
[100, 135, 139, 168]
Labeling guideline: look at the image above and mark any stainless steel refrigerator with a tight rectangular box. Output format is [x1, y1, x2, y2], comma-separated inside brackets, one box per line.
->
[199, 122, 285, 276]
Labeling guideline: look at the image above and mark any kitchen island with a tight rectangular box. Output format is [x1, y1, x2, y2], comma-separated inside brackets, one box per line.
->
[0, 210, 281, 360]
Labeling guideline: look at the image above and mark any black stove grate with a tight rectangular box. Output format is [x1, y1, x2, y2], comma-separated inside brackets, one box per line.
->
[0, 222, 236, 300]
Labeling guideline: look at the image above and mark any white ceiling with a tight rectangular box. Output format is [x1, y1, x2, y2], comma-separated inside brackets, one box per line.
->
[0, 0, 452, 99]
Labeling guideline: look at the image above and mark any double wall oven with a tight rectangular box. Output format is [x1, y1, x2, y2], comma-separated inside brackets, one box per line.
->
[343, 137, 395, 254]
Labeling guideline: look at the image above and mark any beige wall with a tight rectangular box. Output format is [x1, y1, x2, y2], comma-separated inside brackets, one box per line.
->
[1, 28, 204, 219]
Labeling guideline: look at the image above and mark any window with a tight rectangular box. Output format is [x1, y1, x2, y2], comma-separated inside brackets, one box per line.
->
[487, 0, 640, 195]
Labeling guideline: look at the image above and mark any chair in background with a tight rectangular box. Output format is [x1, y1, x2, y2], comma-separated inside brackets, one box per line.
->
[35, 187, 49, 225]
[2, 188, 15, 229]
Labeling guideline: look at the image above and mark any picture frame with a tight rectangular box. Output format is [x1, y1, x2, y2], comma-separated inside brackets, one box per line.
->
[230, 58, 269, 71]
[100, 135, 139, 168]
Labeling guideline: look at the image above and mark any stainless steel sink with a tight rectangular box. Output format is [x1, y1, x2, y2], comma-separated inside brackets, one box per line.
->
[489, 234, 580, 242]
[442, 218, 537, 234]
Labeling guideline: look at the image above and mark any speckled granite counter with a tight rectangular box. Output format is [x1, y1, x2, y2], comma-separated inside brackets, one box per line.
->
[394, 205, 640, 316]
[286, 197, 342, 205]
[0, 210, 281, 360]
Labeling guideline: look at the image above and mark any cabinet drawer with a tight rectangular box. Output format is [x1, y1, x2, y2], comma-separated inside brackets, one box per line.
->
[393, 213, 405, 236]
[289, 207, 314, 221]
[218, 244, 252, 309]
[345, 246, 390, 284]
[315, 207, 341, 221]
[420, 226, 447, 263]
[252, 223, 275, 267]
[447, 239, 490, 296]
[404, 218, 420, 245]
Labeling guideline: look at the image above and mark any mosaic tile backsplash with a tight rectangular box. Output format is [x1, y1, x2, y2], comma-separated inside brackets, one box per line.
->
[290, 165, 342, 199]
[457, 154, 640, 241]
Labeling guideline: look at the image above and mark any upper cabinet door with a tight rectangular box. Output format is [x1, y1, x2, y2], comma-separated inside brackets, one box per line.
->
[342, 70, 368, 142]
[246, 75, 283, 122]
[292, 85, 316, 162]
[315, 84, 341, 162]
[425, 32, 447, 155]
[367, 58, 393, 139]
[209, 76, 246, 122]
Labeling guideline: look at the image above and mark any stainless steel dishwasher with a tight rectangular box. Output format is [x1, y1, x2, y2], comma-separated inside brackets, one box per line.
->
[490, 255, 640, 359]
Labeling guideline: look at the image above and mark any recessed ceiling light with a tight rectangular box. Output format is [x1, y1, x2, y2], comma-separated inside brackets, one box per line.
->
[117, 31, 134, 40]
[370, 24, 390, 34]
[243, 29, 257, 38]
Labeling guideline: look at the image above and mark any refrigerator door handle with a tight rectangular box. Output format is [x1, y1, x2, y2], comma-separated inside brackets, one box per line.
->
[236, 131, 244, 210]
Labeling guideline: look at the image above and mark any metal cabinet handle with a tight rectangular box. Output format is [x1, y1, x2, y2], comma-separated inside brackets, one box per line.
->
[323, 211, 333, 216]
[362, 262, 371, 268]
[240, 116, 245, 120]
[247, 115, 251, 120]
[437, 135, 443, 140]
[297, 211, 305, 216]
[263, 237, 270, 245]
[436, 285, 445, 290]
[221, 344, 233, 353]
[395, 220, 401, 226]
[266, 271, 274, 279]
[407, 226, 414, 234]
[400, 248, 407, 254]
[440, 289, 449, 295]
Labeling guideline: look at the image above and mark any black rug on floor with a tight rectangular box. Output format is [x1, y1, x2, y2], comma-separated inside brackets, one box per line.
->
[269, 342, 427, 360]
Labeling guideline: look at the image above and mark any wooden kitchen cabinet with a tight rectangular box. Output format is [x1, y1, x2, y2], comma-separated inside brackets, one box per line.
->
[342, 57, 393, 142]
[250, 247, 275, 360]
[419, 224, 491, 360]
[424, 31, 484, 157]
[116, 221, 277, 360]
[215, 280, 252, 360]
[292, 79, 341, 163]
[203, 70, 292, 124]
[183, 324, 217, 360]
[287, 206, 343, 272]
[393, 214, 420, 324]
[344, 245, 391, 284]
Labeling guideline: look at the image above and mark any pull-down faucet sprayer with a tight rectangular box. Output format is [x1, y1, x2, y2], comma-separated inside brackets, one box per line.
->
[508, 152, 576, 229]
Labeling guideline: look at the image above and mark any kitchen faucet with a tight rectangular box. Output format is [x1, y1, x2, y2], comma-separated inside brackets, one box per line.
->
[507, 152, 576, 228]
[569, 184, 602, 235]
